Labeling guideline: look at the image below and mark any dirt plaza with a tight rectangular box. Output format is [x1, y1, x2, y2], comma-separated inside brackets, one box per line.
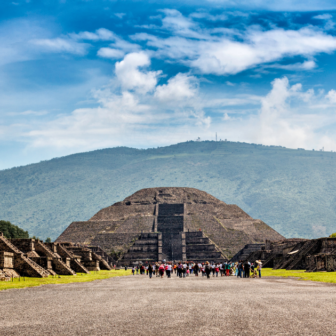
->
[1, 274, 335, 336]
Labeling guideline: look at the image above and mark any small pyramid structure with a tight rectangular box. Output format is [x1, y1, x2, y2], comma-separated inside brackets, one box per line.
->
[56, 187, 284, 264]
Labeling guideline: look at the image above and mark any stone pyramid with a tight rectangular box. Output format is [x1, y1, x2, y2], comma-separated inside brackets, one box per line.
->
[56, 187, 284, 264]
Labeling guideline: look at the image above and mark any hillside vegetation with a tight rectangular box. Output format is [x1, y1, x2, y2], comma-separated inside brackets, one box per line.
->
[0, 220, 29, 239]
[0, 141, 335, 240]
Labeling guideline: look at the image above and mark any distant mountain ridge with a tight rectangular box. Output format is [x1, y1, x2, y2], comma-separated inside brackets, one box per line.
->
[0, 141, 335, 240]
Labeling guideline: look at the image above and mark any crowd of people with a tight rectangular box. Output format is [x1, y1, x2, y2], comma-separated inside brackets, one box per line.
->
[130, 260, 262, 279]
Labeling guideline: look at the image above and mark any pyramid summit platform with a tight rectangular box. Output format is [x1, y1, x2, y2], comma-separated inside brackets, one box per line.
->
[56, 187, 284, 264]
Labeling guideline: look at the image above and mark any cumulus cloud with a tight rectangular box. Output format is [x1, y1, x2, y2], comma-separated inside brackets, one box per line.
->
[115, 52, 161, 93]
[4, 69, 334, 155]
[326, 89, 336, 104]
[155, 73, 197, 102]
[251, 77, 336, 149]
[22, 52, 212, 149]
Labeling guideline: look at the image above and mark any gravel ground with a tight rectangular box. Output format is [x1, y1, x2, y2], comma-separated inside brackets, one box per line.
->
[1, 274, 335, 336]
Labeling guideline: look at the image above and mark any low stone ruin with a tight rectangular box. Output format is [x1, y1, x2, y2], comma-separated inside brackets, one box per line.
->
[240, 237, 336, 272]
[0, 232, 111, 280]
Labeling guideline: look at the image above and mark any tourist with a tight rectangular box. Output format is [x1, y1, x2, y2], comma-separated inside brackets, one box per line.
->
[136, 265, 139, 274]
[174, 263, 177, 275]
[189, 262, 193, 275]
[132, 266, 135, 275]
[238, 261, 243, 278]
[178, 262, 183, 278]
[194, 262, 199, 276]
[205, 261, 211, 279]
[146, 265, 149, 276]
[257, 260, 262, 278]
[148, 263, 153, 279]
[155, 263, 160, 277]
[215, 264, 219, 277]
[198, 262, 202, 275]
[244, 261, 250, 278]
[201, 263, 205, 277]
[211, 263, 215, 277]
[182, 262, 187, 278]
[225, 262, 229, 276]
[124, 265, 127, 271]
[220, 263, 223, 276]
[159, 263, 165, 278]
[166, 262, 172, 278]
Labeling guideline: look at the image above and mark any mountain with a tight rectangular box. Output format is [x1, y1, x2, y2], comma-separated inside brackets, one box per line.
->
[0, 141, 335, 240]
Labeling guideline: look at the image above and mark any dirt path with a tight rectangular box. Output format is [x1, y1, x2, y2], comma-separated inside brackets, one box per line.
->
[1, 274, 335, 335]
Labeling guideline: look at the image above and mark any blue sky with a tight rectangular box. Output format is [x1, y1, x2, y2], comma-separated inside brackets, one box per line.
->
[1, 1, 336, 169]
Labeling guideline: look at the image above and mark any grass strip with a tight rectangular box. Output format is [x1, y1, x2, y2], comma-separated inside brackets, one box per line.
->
[262, 268, 336, 283]
[0, 269, 132, 291]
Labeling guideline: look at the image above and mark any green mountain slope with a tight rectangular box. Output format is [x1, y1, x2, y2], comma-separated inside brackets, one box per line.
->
[0, 141, 335, 240]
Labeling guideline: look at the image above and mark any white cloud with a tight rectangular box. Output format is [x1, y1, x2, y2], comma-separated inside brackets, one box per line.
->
[251, 77, 336, 149]
[115, 13, 126, 19]
[4, 71, 336, 154]
[326, 89, 336, 103]
[31, 38, 88, 55]
[134, 11, 336, 75]
[155, 73, 197, 102]
[70, 28, 116, 41]
[191, 27, 336, 75]
[266, 60, 316, 71]
[115, 52, 161, 93]
[189, 11, 227, 21]
[313, 14, 333, 20]
[97, 48, 125, 59]
[313, 14, 335, 30]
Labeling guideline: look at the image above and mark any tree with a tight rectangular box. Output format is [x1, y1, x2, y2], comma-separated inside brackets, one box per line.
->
[45, 237, 52, 243]
[329, 233, 336, 238]
[0, 220, 29, 239]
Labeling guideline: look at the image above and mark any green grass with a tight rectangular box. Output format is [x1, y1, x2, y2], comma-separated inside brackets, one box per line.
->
[0, 269, 132, 291]
[263, 268, 336, 283]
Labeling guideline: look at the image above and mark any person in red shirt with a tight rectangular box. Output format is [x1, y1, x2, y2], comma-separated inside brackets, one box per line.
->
[159, 263, 165, 278]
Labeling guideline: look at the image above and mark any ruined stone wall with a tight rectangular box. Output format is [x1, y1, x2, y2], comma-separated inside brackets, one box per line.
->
[0, 252, 14, 269]
[10, 239, 35, 253]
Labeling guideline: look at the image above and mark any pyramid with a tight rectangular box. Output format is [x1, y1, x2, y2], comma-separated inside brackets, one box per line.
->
[56, 187, 284, 264]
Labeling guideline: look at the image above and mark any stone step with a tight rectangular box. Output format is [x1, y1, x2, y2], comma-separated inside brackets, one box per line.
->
[187, 252, 222, 259]
[186, 238, 210, 244]
[123, 252, 158, 260]
[129, 246, 158, 252]
[158, 204, 184, 216]
[186, 244, 216, 252]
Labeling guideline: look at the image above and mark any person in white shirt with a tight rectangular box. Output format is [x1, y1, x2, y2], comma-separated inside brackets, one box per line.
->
[183, 263, 187, 277]
[166, 262, 172, 278]
[189, 263, 193, 275]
